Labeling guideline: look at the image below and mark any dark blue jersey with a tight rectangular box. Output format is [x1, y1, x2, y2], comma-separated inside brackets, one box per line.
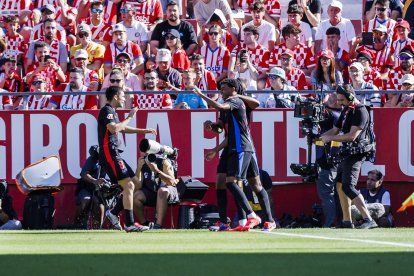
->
[98, 104, 122, 162]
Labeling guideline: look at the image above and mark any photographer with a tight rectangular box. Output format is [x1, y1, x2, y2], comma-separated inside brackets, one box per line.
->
[321, 85, 377, 229]
[74, 145, 110, 229]
[0, 181, 22, 230]
[133, 152, 179, 229]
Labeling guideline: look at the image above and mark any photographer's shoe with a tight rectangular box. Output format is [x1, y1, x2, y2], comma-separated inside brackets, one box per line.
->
[124, 223, 149, 232]
[356, 219, 378, 229]
[334, 221, 355, 229]
[105, 210, 122, 231]
[242, 216, 262, 231]
[262, 221, 277, 232]
[149, 223, 162, 230]
[209, 222, 229, 231]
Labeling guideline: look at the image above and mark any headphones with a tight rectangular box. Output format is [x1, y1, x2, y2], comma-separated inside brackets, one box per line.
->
[337, 85, 355, 101]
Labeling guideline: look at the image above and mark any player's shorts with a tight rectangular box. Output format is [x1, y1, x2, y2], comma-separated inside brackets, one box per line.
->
[141, 184, 179, 207]
[227, 151, 259, 179]
[102, 156, 135, 184]
[216, 147, 229, 174]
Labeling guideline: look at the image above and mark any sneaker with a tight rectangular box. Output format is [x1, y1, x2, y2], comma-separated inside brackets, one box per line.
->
[242, 216, 262, 230]
[105, 210, 122, 231]
[228, 225, 249, 232]
[334, 221, 355, 229]
[124, 222, 149, 232]
[262, 221, 276, 232]
[149, 223, 162, 230]
[209, 222, 230, 231]
[356, 219, 378, 229]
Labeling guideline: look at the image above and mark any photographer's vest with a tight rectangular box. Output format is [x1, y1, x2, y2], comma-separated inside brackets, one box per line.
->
[141, 159, 164, 192]
[361, 186, 388, 204]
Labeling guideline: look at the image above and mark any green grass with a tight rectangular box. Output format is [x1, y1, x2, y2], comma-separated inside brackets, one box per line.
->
[1, 229, 414, 276]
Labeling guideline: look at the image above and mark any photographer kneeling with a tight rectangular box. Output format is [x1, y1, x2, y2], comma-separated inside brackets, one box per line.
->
[0, 181, 22, 230]
[133, 152, 179, 229]
[321, 85, 377, 229]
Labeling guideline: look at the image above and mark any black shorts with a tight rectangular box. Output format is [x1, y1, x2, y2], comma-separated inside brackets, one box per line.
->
[216, 147, 229, 174]
[227, 151, 259, 179]
[101, 156, 135, 184]
[141, 185, 180, 207]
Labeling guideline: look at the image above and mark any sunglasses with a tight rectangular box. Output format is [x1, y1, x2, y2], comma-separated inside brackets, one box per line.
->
[91, 8, 103, 14]
[209, 32, 219, 36]
[120, 8, 131, 13]
[399, 55, 412, 61]
[117, 59, 129, 64]
[357, 58, 368, 63]
[281, 57, 292, 61]
[268, 75, 279, 80]
[373, 31, 384, 37]
[78, 32, 89, 38]
[32, 80, 44, 85]
[165, 35, 177, 40]
[110, 79, 122, 84]
[375, 7, 386, 12]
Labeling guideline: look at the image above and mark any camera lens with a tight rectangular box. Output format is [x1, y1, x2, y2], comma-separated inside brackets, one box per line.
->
[146, 154, 157, 163]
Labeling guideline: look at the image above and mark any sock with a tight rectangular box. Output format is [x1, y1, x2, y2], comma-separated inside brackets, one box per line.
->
[216, 189, 228, 223]
[236, 201, 246, 220]
[247, 212, 256, 219]
[256, 188, 274, 222]
[226, 182, 253, 214]
[239, 219, 247, 227]
[124, 209, 134, 227]
[112, 197, 124, 216]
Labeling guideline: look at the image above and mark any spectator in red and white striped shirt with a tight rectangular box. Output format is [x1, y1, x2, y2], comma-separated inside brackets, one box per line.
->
[81, 1, 113, 48]
[30, 4, 67, 44]
[3, 16, 26, 66]
[124, 0, 163, 31]
[19, 74, 50, 110]
[72, 49, 99, 92]
[389, 19, 413, 68]
[0, 56, 23, 109]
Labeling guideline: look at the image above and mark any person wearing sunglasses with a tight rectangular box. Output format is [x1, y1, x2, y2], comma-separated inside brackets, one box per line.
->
[103, 23, 144, 75]
[48, 67, 97, 110]
[19, 74, 50, 110]
[71, 49, 100, 93]
[120, 4, 149, 54]
[70, 23, 105, 74]
[364, 0, 397, 41]
[389, 19, 412, 68]
[387, 47, 414, 91]
[164, 29, 190, 72]
[364, 0, 402, 22]
[85, 0, 113, 48]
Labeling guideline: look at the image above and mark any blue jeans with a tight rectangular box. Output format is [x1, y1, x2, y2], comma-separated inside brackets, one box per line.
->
[316, 168, 337, 227]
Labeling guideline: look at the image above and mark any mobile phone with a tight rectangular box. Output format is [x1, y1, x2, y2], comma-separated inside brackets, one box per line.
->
[361, 32, 374, 46]
[44, 55, 51, 62]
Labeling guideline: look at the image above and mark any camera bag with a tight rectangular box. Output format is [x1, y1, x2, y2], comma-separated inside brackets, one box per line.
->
[176, 176, 209, 203]
[23, 191, 55, 230]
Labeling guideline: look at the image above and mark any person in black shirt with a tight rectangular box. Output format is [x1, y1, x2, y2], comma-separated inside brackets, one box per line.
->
[321, 85, 377, 229]
[288, 0, 321, 28]
[0, 181, 21, 230]
[150, 1, 198, 56]
[193, 78, 276, 231]
[98, 86, 157, 232]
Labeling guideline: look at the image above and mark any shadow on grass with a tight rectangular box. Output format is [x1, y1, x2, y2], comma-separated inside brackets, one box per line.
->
[2, 252, 414, 276]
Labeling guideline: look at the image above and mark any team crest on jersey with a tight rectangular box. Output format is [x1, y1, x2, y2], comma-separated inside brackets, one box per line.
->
[217, 56, 223, 62]
[135, 32, 141, 37]
[107, 114, 114, 119]
[91, 50, 96, 55]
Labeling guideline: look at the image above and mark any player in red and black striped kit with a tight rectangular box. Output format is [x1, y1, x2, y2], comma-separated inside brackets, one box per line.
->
[98, 86, 157, 232]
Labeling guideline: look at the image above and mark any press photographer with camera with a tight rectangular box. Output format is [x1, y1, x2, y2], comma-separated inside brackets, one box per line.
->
[133, 139, 179, 230]
[0, 181, 22, 230]
[320, 85, 377, 229]
[74, 145, 112, 229]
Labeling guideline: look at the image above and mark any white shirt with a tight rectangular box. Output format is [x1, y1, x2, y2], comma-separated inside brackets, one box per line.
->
[254, 85, 296, 108]
[235, 69, 257, 90]
[121, 20, 149, 45]
[102, 71, 142, 91]
[240, 20, 276, 50]
[315, 18, 356, 52]
[299, 21, 313, 46]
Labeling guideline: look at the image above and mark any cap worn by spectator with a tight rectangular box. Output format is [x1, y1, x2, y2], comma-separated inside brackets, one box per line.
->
[373, 24, 388, 34]
[113, 23, 126, 33]
[329, 0, 343, 11]
[91, 0, 103, 3]
[267, 67, 286, 81]
[116, 52, 132, 61]
[74, 49, 89, 59]
[281, 49, 295, 57]
[78, 23, 91, 34]
[120, 3, 133, 12]
[318, 49, 334, 59]
[31, 74, 46, 84]
[156, 49, 172, 62]
[357, 50, 373, 63]
[349, 62, 364, 72]
[400, 47, 414, 58]
[164, 29, 180, 39]
[401, 74, 414, 85]
[41, 4, 56, 13]
[395, 19, 410, 30]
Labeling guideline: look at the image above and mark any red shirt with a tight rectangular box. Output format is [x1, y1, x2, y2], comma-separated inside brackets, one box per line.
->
[363, 68, 384, 90]
[196, 70, 218, 91]
[286, 67, 308, 90]
[270, 42, 315, 70]
[358, 45, 392, 74]
[386, 66, 414, 91]
[26, 64, 59, 92]
[82, 18, 113, 45]
[232, 43, 270, 73]
[124, 0, 163, 28]
[133, 92, 172, 109]
[103, 41, 143, 66]
[199, 44, 230, 79]
[171, 48, 190, 72]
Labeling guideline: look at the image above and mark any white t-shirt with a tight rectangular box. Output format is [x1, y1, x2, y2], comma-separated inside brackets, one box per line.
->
[235, 69, 257, 91]
[299, 21, 313, 45]
[240, 20, 276, 50]
[102, 72, 142, 91]
[315, 18, 356, 52]
[121, 20, 149, 45]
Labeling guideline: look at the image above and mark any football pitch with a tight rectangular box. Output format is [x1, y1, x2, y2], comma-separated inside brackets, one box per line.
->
[1, 228, 413, 276]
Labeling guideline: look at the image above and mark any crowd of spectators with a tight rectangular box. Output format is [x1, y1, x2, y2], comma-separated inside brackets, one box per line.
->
[1, 0, 414, 110]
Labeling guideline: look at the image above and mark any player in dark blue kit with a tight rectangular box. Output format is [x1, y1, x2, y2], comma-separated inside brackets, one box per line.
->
[194, 79, 276, 231]
[98, 86, 157, 232]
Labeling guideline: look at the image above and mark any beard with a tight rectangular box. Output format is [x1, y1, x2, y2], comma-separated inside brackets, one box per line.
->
[69, 83, 79, 90]
[401, 62, 412, 71]
[45, 33, 54, 40]
[168, 15, 177, 22]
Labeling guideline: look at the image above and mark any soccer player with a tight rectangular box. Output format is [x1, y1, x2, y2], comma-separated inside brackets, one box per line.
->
[98, 86, 156, 232]
[193, 79, 276, 231]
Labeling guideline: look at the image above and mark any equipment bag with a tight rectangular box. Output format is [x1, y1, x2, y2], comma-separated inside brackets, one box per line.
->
[23, 191, 55, 230]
